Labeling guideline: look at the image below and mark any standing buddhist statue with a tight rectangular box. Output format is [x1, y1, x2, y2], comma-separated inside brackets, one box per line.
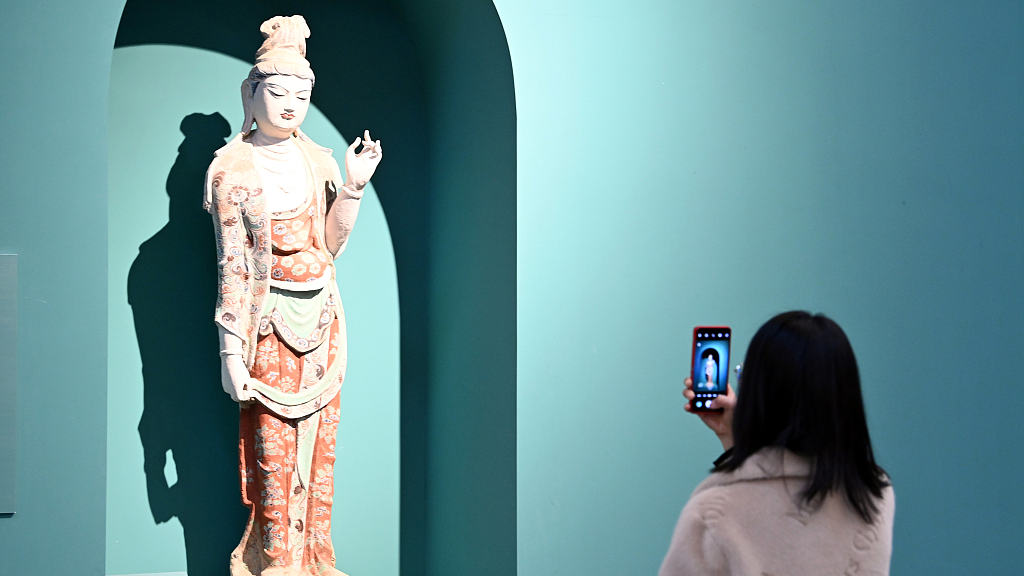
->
[204, 15, 382, 576]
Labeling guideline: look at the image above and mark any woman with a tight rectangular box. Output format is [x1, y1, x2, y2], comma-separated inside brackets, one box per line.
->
[660, 311, 894, 576]
[205, 15, 382, 576]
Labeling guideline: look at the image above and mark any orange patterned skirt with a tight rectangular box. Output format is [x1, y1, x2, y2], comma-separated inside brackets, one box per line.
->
[230, 314, 347, 576]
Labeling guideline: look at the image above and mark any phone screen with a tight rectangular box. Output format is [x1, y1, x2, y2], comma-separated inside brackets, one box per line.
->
[691, 327, 730, 410]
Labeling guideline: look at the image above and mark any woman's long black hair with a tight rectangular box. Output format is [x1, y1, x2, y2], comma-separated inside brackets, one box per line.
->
[715, 311, 889, 523]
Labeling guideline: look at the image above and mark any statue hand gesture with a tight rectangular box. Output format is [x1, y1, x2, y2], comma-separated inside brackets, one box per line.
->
[344, 129, 383, 191]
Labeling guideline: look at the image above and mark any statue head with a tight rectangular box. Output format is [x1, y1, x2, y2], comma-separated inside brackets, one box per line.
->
[241, 15, 316, 137]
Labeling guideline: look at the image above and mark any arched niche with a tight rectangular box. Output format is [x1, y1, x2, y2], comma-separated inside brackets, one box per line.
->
[109, 2, 517, 576]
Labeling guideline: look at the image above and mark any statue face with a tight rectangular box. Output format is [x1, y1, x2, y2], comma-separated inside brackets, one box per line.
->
[248, 74, 313, 138]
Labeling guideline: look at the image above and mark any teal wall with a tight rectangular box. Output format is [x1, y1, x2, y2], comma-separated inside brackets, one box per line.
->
[506, 1, 1023, 575]
[105, 45, 400, 575]
[2, 1, 1022, 576]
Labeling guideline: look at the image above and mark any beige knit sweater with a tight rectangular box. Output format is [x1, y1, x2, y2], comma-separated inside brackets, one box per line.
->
[659, 447, 894, 576]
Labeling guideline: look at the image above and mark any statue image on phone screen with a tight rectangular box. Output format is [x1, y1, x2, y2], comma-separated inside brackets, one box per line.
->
[701, 352, 719, 391]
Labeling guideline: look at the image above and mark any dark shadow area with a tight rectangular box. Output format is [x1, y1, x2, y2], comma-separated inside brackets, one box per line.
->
[129, 112, 246, 576]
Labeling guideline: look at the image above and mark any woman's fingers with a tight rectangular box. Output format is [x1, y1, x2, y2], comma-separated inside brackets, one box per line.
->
[682, 377, 695, 399]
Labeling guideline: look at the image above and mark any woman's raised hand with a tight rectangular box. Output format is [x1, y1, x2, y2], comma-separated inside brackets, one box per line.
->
[344, 129, 383, 190]
[683, 377, 736, 451]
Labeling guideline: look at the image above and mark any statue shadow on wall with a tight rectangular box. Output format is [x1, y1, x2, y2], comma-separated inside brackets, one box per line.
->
[128, 112, 247, 576]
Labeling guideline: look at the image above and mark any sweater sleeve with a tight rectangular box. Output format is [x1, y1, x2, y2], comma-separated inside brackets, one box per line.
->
[658, 498, 728, 576]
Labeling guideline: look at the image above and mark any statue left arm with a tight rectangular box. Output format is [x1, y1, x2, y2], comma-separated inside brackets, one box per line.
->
[326, 130, 382, 258]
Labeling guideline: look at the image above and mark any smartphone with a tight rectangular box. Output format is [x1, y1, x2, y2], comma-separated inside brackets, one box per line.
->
[690, 326, 731, 412]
